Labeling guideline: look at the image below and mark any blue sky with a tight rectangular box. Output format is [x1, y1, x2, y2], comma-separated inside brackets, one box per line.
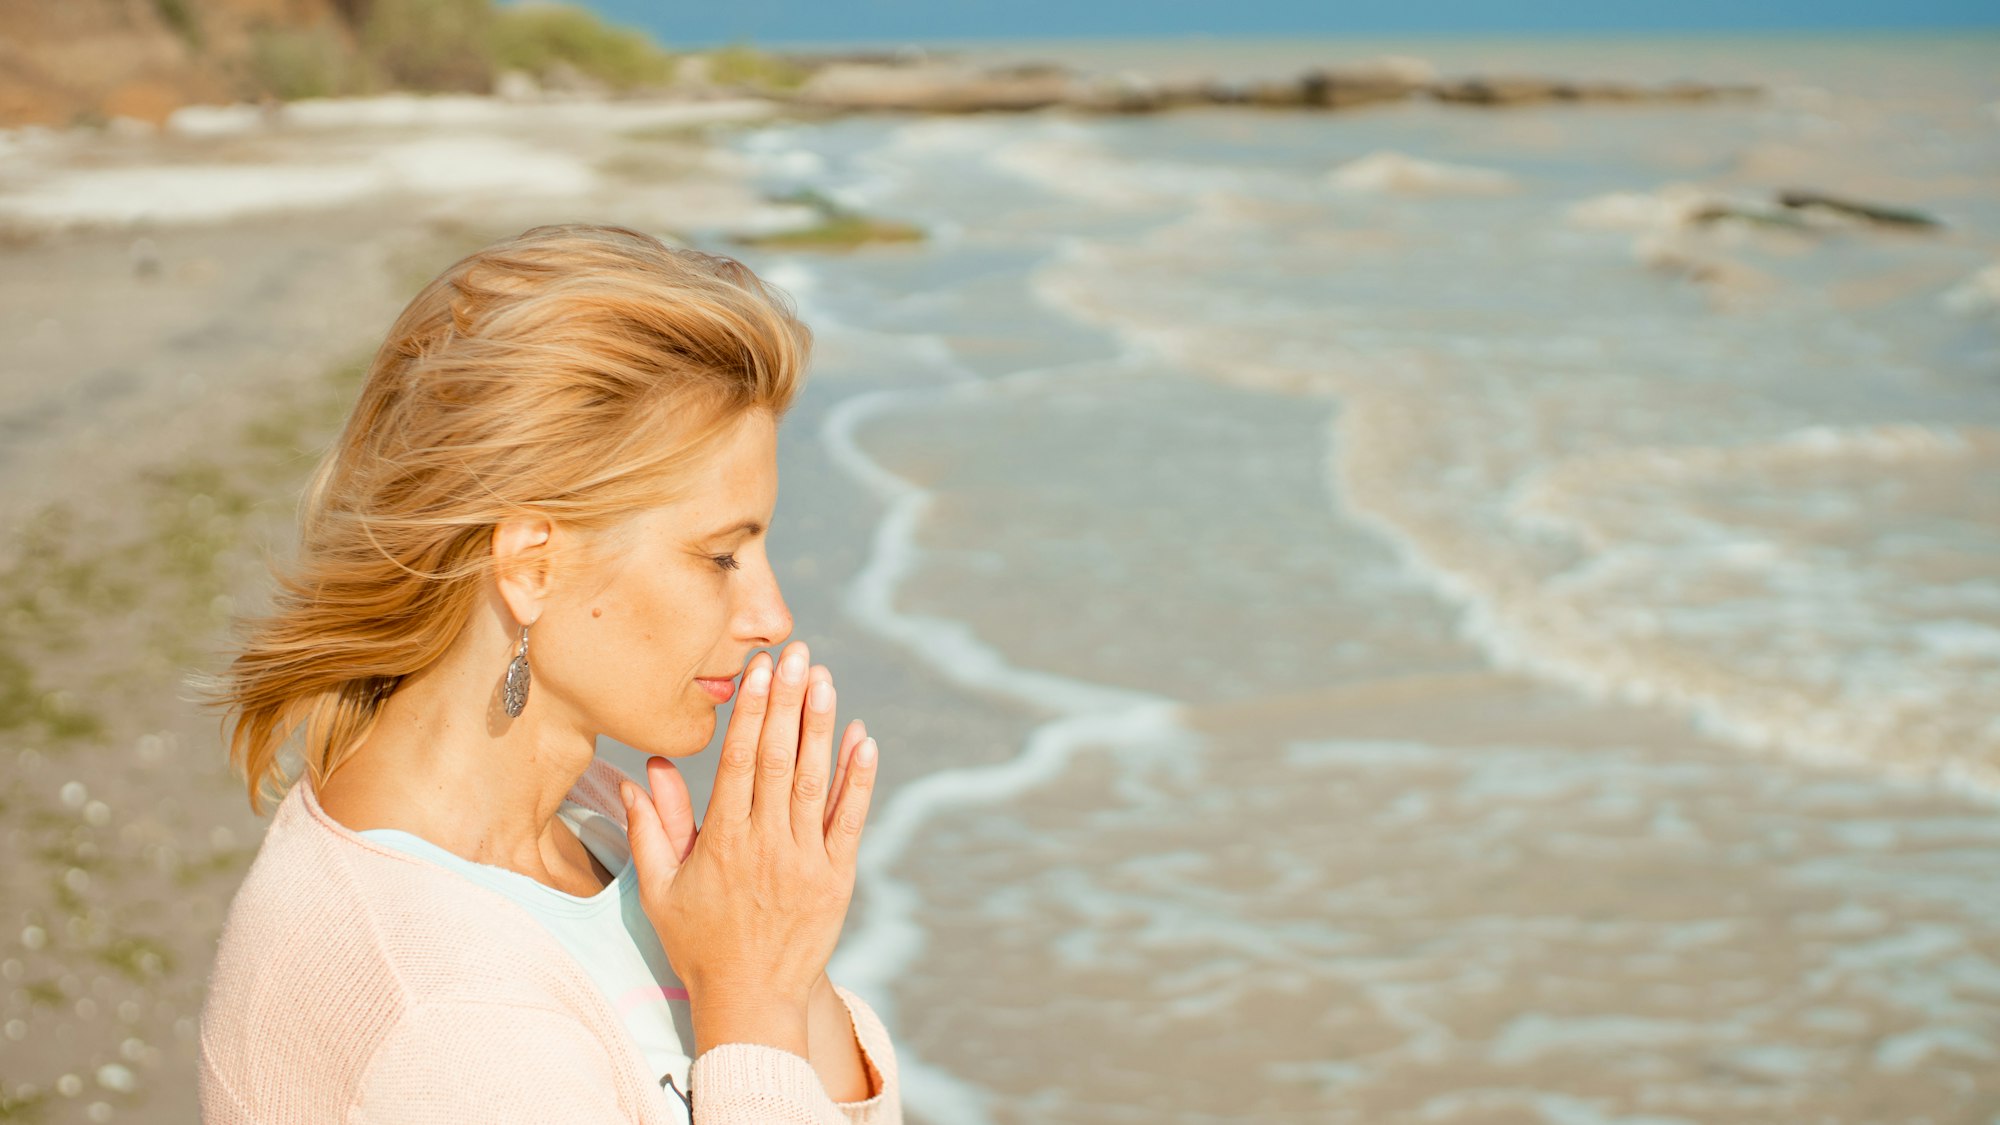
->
[566, 0, 1999, 47]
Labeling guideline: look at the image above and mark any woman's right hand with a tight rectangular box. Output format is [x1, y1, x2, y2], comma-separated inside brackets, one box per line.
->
[619, 640, 879, 1056]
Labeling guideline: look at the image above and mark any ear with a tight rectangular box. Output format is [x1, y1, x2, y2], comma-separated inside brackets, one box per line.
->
[492, 516, 555, 628]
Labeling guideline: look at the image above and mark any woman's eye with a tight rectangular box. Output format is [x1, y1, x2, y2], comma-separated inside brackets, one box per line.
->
[712, 553, 741, 572]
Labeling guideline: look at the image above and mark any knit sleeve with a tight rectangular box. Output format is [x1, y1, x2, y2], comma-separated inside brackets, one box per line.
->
[830, 984, 902, 1125]
[349, 1000, 633, 1124]
[688, 984, 902, 1125]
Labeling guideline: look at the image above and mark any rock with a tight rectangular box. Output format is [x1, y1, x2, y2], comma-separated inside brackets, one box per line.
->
[493, 69, 542, 103]
[792, 62, 1080, 113]
[1298, 67, 1426, 108]
[1069, 72, 1225, 114]
[1429, 75, 1759, 106]
[1430, 76, 1580, 105]
[1775, 189, 1942, 229]
[730, 188, 925, 250]
[1685, 200, 1819, 230]
[784, 57, 1763, 118]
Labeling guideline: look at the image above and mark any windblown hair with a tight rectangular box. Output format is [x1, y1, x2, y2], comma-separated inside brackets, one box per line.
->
[215, 223, 811, 815]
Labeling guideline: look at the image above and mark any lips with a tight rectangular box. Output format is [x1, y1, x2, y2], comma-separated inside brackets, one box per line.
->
[693, 674, 737, 704]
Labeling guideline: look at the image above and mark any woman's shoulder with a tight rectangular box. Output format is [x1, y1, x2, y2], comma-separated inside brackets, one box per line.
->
[201, 771, 621, 1038]
[199, 769, 644, 1118]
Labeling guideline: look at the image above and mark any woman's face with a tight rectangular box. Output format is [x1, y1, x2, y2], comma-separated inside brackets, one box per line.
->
[530, 408, 793, 758]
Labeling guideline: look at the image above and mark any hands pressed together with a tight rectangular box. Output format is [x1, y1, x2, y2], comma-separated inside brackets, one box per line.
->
[618, 640, 879, 1060]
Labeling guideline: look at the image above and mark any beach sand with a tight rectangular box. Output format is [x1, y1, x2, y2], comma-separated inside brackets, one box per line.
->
[0, 96, 819, 1121]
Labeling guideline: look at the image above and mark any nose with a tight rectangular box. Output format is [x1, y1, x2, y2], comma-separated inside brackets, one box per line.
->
[739, 552, 793, 650]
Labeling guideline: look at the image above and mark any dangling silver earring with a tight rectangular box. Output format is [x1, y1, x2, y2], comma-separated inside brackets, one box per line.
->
[502, 624, 532, 718]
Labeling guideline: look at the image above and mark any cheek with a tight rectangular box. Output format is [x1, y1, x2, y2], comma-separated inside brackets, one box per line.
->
[578, 575, 724, 682]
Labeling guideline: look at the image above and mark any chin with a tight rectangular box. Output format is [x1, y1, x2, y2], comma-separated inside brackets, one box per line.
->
[631, 710, 717, 759]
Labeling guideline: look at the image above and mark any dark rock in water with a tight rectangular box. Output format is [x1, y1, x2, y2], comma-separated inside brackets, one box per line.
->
[1430, 76, 1580, 104]
[1069, 74, 1226, 114]
[787, 58, 1762, 117]
[1299, 67, 1426, 108]
[1776, 189, 1943, 229]
[792, 62, 1079, 113]
[1658, 79, 1764, 101]
[1235, 68, 1421, 109]
[1429, 75, 1760, 106]
[1685, 202, 1819, 230]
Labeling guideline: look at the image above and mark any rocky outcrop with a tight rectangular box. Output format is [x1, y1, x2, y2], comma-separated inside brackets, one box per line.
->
[791, 61, 1080, 114]
[1430, 75, 1759, 105]
[787, 57, 1758, 116]
[0, 0, 357, 127]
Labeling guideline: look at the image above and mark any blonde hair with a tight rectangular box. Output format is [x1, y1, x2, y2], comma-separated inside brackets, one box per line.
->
[216, 223, 811, 815]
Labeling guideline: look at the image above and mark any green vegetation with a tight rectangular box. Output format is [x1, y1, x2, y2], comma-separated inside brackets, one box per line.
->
[489, 2, 679, 89]
[227, 0, 819, 103]
[360, 0, 496, 93]
[248, 24, 359, 101]
[95, 934, 175, 983]
[227, 0, 675, 101]
[734, 188, 926, 251]
[706, 41, 810, 92]
[155, 0, 204, 51]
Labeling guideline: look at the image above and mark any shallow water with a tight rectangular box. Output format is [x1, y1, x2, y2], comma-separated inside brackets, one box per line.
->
[704, 35, 2000, 1124]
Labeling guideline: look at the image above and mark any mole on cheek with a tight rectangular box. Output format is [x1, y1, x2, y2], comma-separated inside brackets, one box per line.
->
[591, 607, 602, 619]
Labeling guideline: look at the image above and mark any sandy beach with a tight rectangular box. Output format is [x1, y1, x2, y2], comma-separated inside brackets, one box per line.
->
[0, 93, 820, 1121]
[3, 32, 1998, 1125]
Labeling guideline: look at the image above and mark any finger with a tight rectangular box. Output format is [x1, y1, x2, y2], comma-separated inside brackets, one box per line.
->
[752, 640, 811, 836]
[621, 770, 682, 885]
[825, 719, 865, 835]
[825, 736, 878, 867]
[792, 664, 837, 848]
[708, 650, 773, 830]
[646, 756, 699, 863]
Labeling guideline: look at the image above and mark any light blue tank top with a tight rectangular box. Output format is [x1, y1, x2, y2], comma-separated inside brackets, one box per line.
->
[359, 801, 697, 1120]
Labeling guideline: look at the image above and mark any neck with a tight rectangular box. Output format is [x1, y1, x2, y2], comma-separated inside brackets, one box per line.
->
[313, 644, 599, 882]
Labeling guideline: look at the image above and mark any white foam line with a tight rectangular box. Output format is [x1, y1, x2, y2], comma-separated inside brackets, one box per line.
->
[817, 355, 1187, 1125]
[1312, 395, 2000, 811]
[1031, 219, 2000, 810]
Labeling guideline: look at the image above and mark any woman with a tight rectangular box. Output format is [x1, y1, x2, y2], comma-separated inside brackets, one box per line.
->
[195, 224, 900, 1124]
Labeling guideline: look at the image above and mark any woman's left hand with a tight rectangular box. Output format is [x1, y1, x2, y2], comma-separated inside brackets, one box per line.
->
[634, 665, 870, 865]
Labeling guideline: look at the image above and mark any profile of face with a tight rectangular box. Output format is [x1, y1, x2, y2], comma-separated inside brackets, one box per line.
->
[502, 408, 794, 758]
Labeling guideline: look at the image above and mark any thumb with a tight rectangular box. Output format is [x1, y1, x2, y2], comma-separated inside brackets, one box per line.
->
[621, 772, 682, 885]
[645, 755, 699, 863]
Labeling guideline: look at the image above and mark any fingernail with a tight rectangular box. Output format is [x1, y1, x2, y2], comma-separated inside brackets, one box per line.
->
[857, 738, 877, 766]
[780, 646, 807, 684]
[745, 661, 771, 693]
[619, 782, 634, 808]
[808, 679, 833, 713]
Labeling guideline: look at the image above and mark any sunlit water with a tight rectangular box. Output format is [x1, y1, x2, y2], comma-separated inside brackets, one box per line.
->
[716, 35, 2000, 1124]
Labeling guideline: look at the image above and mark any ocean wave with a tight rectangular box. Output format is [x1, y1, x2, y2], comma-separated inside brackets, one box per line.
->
[1030, 203, 2000, 804]
[1326, 150, 1520, 196]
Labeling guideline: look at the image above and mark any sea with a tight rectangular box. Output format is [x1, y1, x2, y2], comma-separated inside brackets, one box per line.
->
[663, 34, 2000, 1125]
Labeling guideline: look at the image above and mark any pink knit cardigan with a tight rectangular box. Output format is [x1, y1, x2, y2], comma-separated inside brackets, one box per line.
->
[196, 755, 902, 1124]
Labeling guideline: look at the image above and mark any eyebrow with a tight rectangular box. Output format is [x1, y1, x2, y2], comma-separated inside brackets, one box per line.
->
[702, 519, 766, 541]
